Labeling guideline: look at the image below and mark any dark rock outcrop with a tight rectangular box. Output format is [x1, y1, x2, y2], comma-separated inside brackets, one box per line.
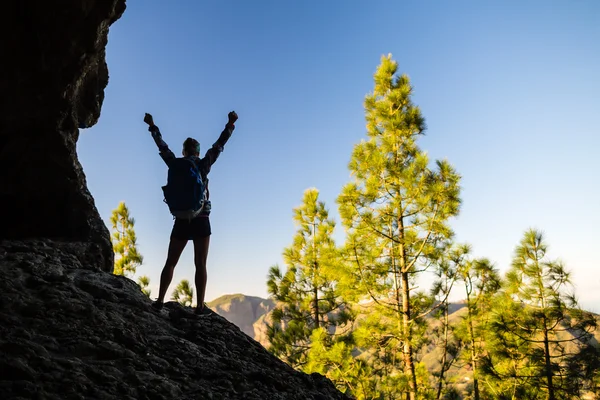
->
[0, 240, 351, 399]
[0, 0, 126, 272]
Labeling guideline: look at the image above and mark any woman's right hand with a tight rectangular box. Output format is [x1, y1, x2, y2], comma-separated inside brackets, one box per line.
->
[144, 113, 155, 126]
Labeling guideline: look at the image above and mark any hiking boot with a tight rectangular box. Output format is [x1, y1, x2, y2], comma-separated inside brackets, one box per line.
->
[194, 304, 211, 316]
[152, 300, 164, 311]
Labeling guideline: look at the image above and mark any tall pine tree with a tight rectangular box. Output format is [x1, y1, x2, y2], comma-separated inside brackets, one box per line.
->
[110, 201, 143, 277]
[267, 188, 352, 370]
[337, 54, 461, 400]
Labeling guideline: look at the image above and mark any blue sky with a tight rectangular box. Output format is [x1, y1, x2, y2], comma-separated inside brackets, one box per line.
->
[78, 0, 600, 312]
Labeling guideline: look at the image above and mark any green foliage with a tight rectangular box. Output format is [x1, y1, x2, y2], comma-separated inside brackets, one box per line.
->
[137, 275, 151, 297]
[483, 229, 598, 399]
[450, 246, 501, 400]
[304, 328, 377, 399]
[336, 53, 461, 399]
[172, 279, 194, 307]
[267, 188, 352, 371]
[564, 343, 600, 396]
[110, 201, 143, 277]
[430, 247, 464, 399]
[260, 55, 599, 400]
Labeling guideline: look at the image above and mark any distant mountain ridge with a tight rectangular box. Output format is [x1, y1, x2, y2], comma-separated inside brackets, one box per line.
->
[207, 293, 275, 339]
[208, 293, 600, 396]
[206, 294, 472, 347]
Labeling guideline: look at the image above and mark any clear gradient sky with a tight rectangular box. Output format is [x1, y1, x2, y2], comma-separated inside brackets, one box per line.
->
[78, 1, 600, 312]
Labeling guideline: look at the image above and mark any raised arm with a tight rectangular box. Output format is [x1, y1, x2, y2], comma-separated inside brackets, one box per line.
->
[202, 111, 238, 168]
[144, 113, 176, 166]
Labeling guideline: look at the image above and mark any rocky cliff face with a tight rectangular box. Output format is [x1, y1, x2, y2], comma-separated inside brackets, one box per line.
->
[0, 1, 350, 399]
[0, 240, 350, 399]
[0, 0, 125, 272]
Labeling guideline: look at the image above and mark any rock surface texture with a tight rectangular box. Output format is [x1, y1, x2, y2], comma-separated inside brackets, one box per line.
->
[0, 0, 125, 272]
[0, 240, 351, 399]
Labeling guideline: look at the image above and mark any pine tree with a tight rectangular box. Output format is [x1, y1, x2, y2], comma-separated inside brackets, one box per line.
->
[137, 275, 151, 297]
[172, 279, 194, 307]
[430, 246, 464, 399]
[110, 201, 143, 277]
[452, 247, 501, 400]
[267, 188, 352, 371]
[337, 54, 461, 400]
[304, 327, 377, 399]
[485, 229, 597, 399]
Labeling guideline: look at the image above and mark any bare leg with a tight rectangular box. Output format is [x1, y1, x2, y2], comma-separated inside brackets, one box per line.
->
[156, 237, 188, 304]
[193, 235, 210, 312]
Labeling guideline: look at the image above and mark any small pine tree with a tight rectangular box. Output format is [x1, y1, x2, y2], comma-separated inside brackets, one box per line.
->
[453, 248, 501, 400]
[267, 188, 352, 371]
[110, 201, 143, 277]
[137, 275, 151, 297]
[304, 327, 377, 399]
[430, 246, 465, 399]
[172, 279, 194, 307]
[485, 229, 597, 399]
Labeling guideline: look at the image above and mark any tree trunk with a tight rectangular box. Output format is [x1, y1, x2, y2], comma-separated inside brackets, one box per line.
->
[466, 293, 480, 400]
[543, 324, 555, 400]
[313, 273, 320, 329]
[398, 212, 417, 400]
[311, 222, 320, 329]
[436, 303, 450, 400]
[402, 270, 417, 400]
[535, 249, 554, 400]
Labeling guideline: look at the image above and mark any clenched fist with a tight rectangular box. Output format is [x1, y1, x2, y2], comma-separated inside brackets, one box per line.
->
[228, 111, 238, 124]
[144, 113, 155, 127]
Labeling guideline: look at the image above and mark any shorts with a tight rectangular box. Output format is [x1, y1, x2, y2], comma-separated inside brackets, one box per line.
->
[170, 216, 211, 240]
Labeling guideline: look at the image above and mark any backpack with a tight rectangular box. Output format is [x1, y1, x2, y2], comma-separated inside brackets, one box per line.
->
[161, 158, 207, 220]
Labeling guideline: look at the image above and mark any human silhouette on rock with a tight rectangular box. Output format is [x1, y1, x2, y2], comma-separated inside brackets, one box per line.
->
[143, 111, 238, 315]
